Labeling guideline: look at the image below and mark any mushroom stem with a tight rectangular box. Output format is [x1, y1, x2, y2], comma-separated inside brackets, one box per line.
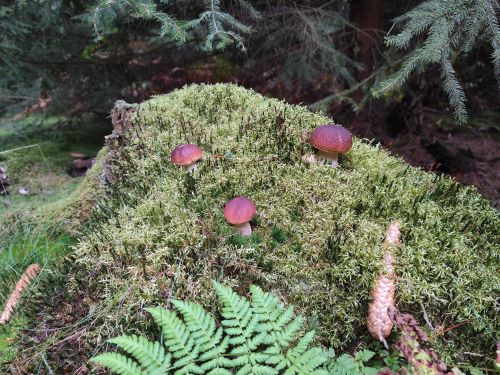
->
[235, 222, 252, 236]
[317, 150, 339, 167]
[185, 162, 197, 173]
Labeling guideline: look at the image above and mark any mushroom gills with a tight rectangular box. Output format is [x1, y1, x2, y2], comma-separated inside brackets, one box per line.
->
[317, 150, 339, 167]
[235, 222, 252, 236]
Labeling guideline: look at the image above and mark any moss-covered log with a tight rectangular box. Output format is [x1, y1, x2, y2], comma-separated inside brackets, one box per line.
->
[22, 84, 500, 369]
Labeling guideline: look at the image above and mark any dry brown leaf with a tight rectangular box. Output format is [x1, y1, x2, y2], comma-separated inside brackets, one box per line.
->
[0, 264, 41, 325]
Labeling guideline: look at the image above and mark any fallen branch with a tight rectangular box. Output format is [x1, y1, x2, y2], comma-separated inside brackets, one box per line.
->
[389, 309, 448, 374]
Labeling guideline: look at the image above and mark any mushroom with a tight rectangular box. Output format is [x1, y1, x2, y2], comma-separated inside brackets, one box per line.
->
[309, 124, 352, 167]
[170, 144, 203, 172]
[224, 196, 257, 236]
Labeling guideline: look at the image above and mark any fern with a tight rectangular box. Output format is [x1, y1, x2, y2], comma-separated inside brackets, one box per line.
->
[91, 281, 328, 374]
[250, 285, 328, 373]
[92, 352, 145, 375]
[108, 335, 171, 374]
[325, 350, 380, 375]
[373, 0, 500, 124]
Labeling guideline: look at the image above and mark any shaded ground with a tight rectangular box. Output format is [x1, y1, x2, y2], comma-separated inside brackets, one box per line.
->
[349, 106, 500, 208]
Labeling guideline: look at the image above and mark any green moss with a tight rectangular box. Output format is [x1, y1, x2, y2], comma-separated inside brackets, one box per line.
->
[67, 84, 498, 364]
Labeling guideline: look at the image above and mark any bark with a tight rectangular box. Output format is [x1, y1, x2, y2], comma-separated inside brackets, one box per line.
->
[101, 100, 138, 185]
[353, 0, 384, 80]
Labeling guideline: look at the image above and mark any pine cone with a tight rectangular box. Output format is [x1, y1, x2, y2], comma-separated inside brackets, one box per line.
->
[0, 264, 41, 325]
[367, 222, 401, 347]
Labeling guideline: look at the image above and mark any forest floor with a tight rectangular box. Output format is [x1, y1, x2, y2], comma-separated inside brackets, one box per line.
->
[349, 107, 500, 208]
[0, 62, 498, 369]
[0, 114, 110, 366]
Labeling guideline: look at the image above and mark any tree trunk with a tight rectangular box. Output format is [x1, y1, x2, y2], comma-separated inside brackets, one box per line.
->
[352, 0, 384, 91]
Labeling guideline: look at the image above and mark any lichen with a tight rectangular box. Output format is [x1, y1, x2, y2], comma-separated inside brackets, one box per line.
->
[71, 84, 499, 363]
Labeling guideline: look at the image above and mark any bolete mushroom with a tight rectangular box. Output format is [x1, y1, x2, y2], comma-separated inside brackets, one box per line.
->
[224, 196, 256, 236]
[310, 124, 352, 167]
[170, 144, 203, 172]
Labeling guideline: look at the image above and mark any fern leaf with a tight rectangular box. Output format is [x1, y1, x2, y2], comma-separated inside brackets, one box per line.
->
[275, 331, 328, 375]
[145, 307, 202, 374]
[250, 285, 302, 348]
[93, 283, 335, 375]
[108, 335, 171, 375]
[90, 352, 144, 375]
[214, 281, 274, 372]
[206, 369, 233, 375]
[171, 300, 233, 371]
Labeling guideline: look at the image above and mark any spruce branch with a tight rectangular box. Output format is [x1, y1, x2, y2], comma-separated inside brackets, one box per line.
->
[375, 0, 500, 123]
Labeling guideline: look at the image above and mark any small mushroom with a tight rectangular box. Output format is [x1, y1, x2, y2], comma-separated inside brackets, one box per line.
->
[170, 144, 203, 172]
[309, 124, 352, 167]
[224, 196, 256, 236]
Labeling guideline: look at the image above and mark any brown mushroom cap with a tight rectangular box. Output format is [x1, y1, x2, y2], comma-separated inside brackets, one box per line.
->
[224, 196, 256, 225]
[310, 124, 352, 154]
[170, 144, 203, 166]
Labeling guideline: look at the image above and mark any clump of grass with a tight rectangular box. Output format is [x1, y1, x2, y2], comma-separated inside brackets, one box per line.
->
[0, 316, 26, 365]
[0, 113, 109, 367]
[0, 225, 74, 366]
[19, 84, 500, 370]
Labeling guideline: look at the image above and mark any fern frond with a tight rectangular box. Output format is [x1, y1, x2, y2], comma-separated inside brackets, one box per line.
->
[171, 300, 233, 371]
[213, 281, 274, 372]
[90, 352, 144, 375]
[250, 285, 302, 349]
[145, 307, 203, 373]
[92, 283, 336, 375]
[274, 331, 328, 375]
[108, 335, 171, 375]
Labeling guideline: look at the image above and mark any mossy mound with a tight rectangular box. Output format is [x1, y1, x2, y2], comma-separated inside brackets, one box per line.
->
[73, 84, 498, 363]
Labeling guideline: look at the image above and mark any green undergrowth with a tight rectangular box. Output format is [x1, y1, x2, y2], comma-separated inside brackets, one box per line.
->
[0, 225, 74, 367]
[0, 113, 110, 366]
[0, 316, 26, 365]
[24, 84, 500, 370]
[92, 281, 405, 374]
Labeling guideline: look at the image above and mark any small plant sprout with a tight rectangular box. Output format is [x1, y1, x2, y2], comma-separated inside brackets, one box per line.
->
[309, 124, 352, 167]
[224, 196, 257, 236]
[170, 144, 203, 172]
